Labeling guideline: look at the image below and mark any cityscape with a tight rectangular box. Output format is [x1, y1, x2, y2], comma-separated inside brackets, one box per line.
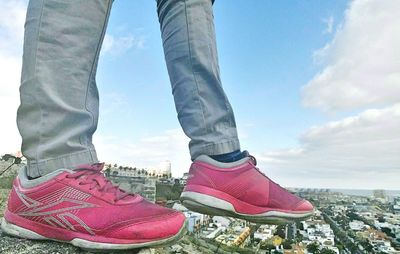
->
[0, 154, 399, 254]
[1, 0, 399, 253]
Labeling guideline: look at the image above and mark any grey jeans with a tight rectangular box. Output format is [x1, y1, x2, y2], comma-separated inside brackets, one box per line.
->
[17, 0, 240, 178]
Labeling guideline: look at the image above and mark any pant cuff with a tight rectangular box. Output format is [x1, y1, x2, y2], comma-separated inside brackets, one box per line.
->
[190, 139, 241, 160]
[26, 149, 99, 178]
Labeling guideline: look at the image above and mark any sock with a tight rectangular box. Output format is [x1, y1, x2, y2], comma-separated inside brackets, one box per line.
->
[210, 150, 246, 163]
[27, 175, 40, 180]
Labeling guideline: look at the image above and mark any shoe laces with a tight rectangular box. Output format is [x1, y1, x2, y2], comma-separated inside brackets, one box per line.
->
[66, 163, 131, 202]
[248, 153, 284, 188]
[248, 154, 266, 177]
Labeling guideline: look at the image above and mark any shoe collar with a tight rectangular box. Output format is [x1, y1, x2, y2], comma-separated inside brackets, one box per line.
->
[195, 152, 251, 168]
[18, 166, 74, 189]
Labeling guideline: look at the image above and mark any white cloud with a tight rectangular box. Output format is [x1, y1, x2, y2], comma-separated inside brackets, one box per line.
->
[286, 0, 400, 189]
[0, 0, 26, 54]
[258, 104, 400, 189]
[303, 0, 400, 111]
[101, 33, 146, 56]
[0, 0, 27, 156]
[322, 16, 334, 34]
[94, 129, 191, 177]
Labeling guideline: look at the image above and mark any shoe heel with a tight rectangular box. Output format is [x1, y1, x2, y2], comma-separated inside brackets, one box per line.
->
[180, 191, 236, 216]
[1, 217, 47, 240]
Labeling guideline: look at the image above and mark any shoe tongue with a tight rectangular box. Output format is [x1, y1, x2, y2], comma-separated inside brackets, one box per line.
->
[74, 162, 104, 172]
[72, 163, 138, 203]
[242, 151, 257, 165]
[249, 156, 257, 166]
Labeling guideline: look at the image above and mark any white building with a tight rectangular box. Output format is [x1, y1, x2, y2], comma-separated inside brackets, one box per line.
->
[254, 225, 275, 241]
[349, 220, 366, 231]
[304, 223, 335, 247]
[212, 216, 231, 228]
[158, 160, 171, 176]
[173, 202, 209, 233]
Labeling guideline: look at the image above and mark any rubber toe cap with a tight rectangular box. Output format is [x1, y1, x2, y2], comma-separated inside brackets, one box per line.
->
[108, 211, 186, 241]
[293, 200, 314, 213]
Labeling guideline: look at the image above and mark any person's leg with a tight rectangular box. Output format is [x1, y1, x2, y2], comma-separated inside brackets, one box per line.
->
[17, 0, 111, 178]
[156, 0, 315, 224]
[156, 0, 241, 161]
[4, 1, 187, 248]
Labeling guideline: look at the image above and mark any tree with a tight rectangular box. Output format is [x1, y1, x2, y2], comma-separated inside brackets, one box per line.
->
[259, 242, 275, 251]
[282, 241, 292, 249]
[275, 225, 286, 239]
[298, 221, 304, 230]
[382, 227, 395, 238]
[307, 242, 320, 253]
[319, 247, 336, 254]
[104, 167, 111, 177]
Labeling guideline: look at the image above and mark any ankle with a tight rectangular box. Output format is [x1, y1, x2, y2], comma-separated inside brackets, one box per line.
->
[209, 150, 246, 163]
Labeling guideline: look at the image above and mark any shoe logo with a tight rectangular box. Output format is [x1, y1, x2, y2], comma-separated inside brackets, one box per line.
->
[14, 187, 97, 235]
[44, 212, 95, 235]
[14, 188, 42, 208]
[17, 197, 97, 217]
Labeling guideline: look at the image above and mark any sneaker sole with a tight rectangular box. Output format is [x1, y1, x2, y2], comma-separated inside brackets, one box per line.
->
[181, 191, 314, 224]
[1, 217, 187, 251]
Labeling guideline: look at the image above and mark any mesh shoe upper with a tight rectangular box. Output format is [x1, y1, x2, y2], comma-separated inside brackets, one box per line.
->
[184, 154, 313, 213]
[6, 163, 185, 242]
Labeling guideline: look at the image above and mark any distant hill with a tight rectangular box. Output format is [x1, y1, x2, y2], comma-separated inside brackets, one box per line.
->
[156, 182, 184, 201]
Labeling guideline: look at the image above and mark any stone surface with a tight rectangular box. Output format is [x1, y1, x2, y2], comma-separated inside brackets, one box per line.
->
[0, 160, 20, 178]
[0, 189, 10, 217]
[0, 226, 163, 254]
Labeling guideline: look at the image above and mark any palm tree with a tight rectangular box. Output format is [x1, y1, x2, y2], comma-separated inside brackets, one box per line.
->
[104, 166, 111, 177]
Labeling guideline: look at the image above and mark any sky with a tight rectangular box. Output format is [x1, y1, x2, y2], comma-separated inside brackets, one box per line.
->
[0, 0, 399, 190]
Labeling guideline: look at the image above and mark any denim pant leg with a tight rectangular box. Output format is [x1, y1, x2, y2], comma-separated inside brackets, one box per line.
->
[156, 0, 240, 160]
[17, 0, 113, 177]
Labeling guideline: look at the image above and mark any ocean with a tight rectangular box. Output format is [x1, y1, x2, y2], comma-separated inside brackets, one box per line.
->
[330, 188, 400, 199]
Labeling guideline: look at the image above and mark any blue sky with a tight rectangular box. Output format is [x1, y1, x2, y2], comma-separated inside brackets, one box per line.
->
[96, 0, 347, 153]
[1, 0, 399, 189]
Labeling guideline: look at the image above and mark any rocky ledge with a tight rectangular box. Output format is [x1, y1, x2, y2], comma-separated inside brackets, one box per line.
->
[0, 226, 156, 254]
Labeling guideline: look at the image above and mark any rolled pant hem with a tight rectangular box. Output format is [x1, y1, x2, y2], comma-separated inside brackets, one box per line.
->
[190, 138, 241, 160]
[26, 149, 99, 178]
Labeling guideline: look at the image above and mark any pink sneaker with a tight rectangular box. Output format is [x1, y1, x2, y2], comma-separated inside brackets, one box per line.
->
[1, 163, 186, 251]
[180, 152, 314, 224]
